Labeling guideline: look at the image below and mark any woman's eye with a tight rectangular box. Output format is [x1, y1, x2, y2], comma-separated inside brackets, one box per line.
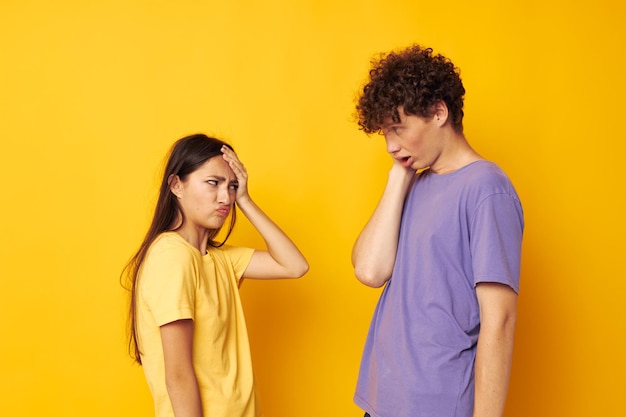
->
[229, 183, 239, 191]
[207, 180, 218, 186]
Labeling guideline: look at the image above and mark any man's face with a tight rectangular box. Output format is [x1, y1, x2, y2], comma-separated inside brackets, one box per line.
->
[381, 106, 440, 171]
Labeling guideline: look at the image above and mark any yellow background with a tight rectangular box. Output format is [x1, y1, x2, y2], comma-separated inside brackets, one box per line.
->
[1, 1, 624, 416]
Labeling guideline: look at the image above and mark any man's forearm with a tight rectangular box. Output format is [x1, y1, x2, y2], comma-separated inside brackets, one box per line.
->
[474, 283, 517, 417]
[352, 164, 413, 287]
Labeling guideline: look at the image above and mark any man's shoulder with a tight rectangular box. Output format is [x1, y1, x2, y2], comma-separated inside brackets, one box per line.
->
[462, 160, 514, 190]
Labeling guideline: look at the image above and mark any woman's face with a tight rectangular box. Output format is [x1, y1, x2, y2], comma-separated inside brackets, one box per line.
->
[173, 156, 238, 231]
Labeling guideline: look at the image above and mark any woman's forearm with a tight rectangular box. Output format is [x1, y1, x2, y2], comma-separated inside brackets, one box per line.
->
[237, 196, 308, 279]
[161, 320, 203, 417]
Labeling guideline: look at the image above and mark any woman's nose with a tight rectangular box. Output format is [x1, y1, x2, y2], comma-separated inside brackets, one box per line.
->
[217, 186, 232, 204]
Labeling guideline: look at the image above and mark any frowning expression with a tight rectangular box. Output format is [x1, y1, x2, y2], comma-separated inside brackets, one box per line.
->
[172, 156, 238, 232]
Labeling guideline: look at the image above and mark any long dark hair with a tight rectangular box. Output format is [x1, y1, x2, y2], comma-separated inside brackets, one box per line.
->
[121, 133, 237, 364]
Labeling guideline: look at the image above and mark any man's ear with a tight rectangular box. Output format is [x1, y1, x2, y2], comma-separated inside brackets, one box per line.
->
[432, 101, 449, 127]
[169, 174, 183, 198]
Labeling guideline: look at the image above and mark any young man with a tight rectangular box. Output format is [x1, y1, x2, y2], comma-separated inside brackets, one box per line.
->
[352, 45, 524, 417]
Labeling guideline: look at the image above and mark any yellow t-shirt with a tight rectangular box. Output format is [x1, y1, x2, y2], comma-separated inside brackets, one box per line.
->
[137, 232, 259, 417]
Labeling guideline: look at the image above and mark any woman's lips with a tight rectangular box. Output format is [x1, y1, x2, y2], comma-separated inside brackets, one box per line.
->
[216, 207, 230, 216]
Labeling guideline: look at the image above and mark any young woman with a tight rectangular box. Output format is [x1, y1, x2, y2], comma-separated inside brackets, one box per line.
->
[122, 133, 308, 417]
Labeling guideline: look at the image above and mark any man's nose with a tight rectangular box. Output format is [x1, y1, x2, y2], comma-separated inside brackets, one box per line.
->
[385, 137, 400, 154]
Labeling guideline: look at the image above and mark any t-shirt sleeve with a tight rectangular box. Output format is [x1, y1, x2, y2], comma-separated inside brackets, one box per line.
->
[139, 239, 198, 326]
[470, 192, 524, 293]
[221, 245, 255, 284]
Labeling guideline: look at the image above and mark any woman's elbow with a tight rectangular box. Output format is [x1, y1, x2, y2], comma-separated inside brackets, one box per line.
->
[295, 261, 309, 278]
[286, 260, 309, 279]
[164, 367, 196, 393]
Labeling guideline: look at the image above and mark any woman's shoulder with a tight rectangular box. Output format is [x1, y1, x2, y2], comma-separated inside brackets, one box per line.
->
[207, 244, 255, 266]
[208, 243, 253, 257]
[147, 232, 199, 261]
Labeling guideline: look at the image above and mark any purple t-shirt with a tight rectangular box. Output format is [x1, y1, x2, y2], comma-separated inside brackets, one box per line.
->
[354, 161, 524, 417]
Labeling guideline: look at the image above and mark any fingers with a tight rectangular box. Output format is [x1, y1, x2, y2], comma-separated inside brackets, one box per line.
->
[221, 146, 250, 202]
[220, 145, 237, 163]
[221, 145, 247, 177]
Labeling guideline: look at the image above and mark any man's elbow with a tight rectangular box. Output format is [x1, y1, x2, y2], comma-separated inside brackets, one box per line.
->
[502, 310, 517, 333]
[354, 266, 390, 288]
[483, 305, 518, 340]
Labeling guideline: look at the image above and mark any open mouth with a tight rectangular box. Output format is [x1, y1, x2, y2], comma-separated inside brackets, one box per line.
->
[398, 156, 411, 166]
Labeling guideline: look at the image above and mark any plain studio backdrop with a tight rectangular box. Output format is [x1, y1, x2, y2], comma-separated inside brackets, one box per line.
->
[1, 1, 624, 416]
